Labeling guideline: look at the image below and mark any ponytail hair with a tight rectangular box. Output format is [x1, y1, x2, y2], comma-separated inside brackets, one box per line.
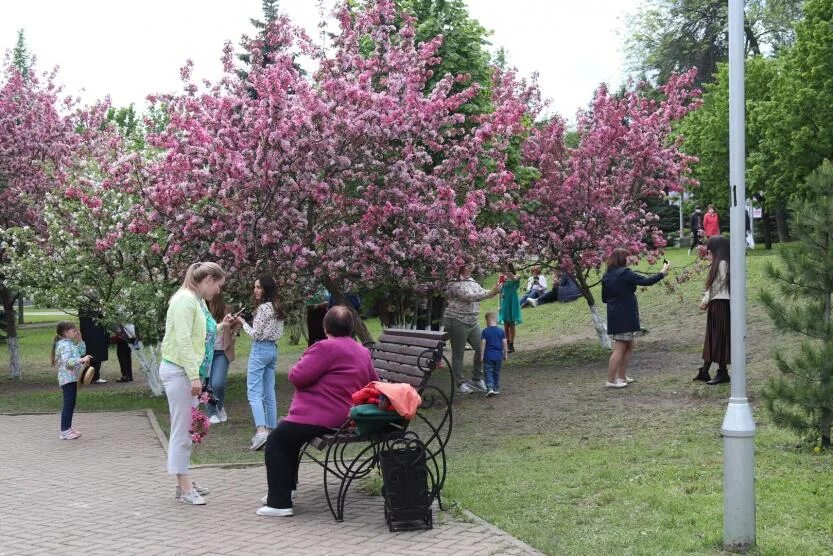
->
[182, 262, 226, 292]
[52, 321, 77, 366]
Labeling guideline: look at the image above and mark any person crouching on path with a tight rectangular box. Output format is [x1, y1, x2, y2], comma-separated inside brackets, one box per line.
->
[481, 312, 508, 397]
[601, 249, 670, 388]
[443, 264, 501, 395]
[694, 236, 732, 385]
[257, 306, 378, 517]
[160, 261, 226, 505]
[53, 321, 93, 440]
[236, 276, 286, 451]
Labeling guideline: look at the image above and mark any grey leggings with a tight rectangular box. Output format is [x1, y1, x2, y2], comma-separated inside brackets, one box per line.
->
[443, 317, 483, 385]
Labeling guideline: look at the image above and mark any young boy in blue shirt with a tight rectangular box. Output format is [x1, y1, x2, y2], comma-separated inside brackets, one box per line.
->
[480, 312, 508, 397]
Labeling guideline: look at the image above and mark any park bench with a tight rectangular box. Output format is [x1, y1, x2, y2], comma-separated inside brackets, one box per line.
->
[301, 328, 454, 524]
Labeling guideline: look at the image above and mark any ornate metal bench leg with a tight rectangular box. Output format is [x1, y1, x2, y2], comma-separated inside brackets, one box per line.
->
[323, 440, 343, 521]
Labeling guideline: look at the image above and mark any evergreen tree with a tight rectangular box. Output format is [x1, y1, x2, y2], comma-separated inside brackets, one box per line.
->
[760, 159, 833, 447]
[12, 29, 29, 77]
[238, 0, 282, 86]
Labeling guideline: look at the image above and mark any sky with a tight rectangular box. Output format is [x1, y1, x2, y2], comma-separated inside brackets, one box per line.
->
[0, 0, 643, 121]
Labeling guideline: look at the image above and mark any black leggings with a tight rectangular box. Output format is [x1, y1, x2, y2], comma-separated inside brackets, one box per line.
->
[264, 420, 333, 509]
[61, 382, 78, 431]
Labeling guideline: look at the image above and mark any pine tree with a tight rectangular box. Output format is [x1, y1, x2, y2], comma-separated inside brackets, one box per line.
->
[760, 159, 833, 447]
[238, 0, 281, 84]
[12, 29, 29, 77]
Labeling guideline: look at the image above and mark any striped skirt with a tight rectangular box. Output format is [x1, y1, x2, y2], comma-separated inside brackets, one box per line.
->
[703, 299, 731, 365]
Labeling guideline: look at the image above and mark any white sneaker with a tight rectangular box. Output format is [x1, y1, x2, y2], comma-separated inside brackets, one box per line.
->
[209, 415, 221, 425]
[622, 376, 635, 383]
[256, 506, 294, 517]
[219, 407, 228, 423]
[59, 429, 81, 440]
[528, 298, 539, 307]
[179, 489, 207, 505]
[458, 383, 475, 394]
[250, 432, 269, 451]
[260, 490, 297, 504]
[485, 388, 496, 397]
[470, 379, 487, 392]
[94, 378, 108, 384]
[605, 381, 628, 388]
[176, 482, 209, 498]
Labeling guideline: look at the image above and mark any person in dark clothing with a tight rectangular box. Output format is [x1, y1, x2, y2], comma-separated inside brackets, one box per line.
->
[601, 249, 670, 388]
[694, 237, 732, 385]
[530, 271, 583, 306]
[689, 208, 703, 255]
[114, 324, 137, 382]
[305, 286, 329, 347]
[79, 309, 109, 383]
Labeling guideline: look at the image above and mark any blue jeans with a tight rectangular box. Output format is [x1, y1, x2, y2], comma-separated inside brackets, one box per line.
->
[484, 359, 502, 391]
[520, 289, 546, 306]
[61, 381, 78, 431]
[207, 351, 229, 417]
[247, 341, 278, 429]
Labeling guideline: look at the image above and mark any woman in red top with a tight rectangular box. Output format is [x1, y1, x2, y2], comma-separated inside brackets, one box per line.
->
[703, 204, 720, 238]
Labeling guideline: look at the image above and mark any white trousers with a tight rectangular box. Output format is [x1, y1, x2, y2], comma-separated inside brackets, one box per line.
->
[160, 361, 196, 475]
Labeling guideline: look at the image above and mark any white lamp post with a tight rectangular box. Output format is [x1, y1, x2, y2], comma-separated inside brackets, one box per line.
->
[722, 0, 756, 550]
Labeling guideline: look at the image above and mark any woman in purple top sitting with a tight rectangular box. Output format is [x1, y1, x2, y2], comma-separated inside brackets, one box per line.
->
[257, 305, 379, 517]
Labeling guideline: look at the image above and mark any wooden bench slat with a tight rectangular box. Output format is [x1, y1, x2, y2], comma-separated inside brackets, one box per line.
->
[373, 351, 421, 367]
[376, 370, 424, 387]
[382, 329, 449, 342]
[375, 359, 426, 378]
[373, 342, 431, 358]
[377, 334, 445, 350]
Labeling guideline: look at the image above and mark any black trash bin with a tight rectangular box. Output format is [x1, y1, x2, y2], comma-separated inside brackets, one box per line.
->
[379, 432, 434, 532]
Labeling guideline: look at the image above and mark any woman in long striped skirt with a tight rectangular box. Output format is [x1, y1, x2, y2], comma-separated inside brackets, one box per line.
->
[694, 236, 731, 385]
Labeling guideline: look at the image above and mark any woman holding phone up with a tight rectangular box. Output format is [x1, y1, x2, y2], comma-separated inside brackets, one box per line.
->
[602, 250, 670, 388]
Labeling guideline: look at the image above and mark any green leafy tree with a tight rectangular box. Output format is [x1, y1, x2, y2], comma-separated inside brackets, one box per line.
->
[678, 57, 783, 246]
[760, 160, 833, 447]
[626, 0, 803, 85]
[398, 0, 493, 115]
[753, 0, 833, 237]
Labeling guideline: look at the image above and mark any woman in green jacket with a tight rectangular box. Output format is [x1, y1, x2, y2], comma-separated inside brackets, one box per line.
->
[160, 261, 226, 505]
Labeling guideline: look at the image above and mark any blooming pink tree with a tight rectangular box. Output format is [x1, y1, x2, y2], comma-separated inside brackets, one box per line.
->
[138, 1, 537, 341]
[520, 70, 701, 347]
[0, 57, 88, 378]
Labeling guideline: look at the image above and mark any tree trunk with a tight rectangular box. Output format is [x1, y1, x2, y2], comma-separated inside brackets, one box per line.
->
[574, 273, 612, 349]
[820, 409, 831, 449]
[761, 206, 773, 249]
[323, 278, 373, 344]
[1, 287, 21, 379]
[133, 342, 163, 396]
[17, 296, 23, 325]
[588, 303, 612, 350]
[823, 292, 831, 448]
[775, 201, 790, 243]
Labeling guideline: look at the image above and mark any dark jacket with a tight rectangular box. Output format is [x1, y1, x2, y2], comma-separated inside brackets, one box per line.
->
[690, 212, 702, 233]
[601, 267, 665, 335]
[79, 310, 110, 361]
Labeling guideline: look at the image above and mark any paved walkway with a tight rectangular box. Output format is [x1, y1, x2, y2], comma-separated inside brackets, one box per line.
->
[0, 412, 541, 556]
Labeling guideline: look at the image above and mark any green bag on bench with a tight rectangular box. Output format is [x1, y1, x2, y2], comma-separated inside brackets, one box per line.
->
[350, 404, 407, 436]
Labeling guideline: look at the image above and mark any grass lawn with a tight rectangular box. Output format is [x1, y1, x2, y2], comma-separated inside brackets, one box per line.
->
[2, 247, 832, 555]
